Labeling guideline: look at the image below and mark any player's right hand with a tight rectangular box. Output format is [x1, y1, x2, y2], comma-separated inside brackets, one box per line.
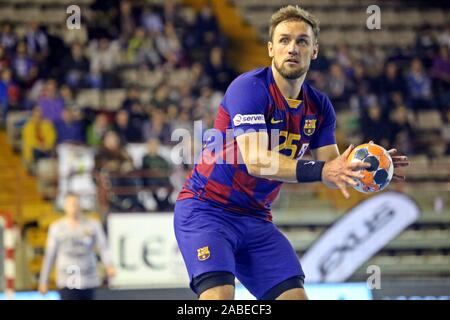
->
[38, 284, 48, 295]
[321, 144, 371, 199]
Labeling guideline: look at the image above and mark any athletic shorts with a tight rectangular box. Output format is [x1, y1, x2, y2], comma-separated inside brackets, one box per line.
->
[174, 197, 305, 299]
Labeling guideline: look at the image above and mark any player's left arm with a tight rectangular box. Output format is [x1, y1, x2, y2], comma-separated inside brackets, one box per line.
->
[310, 144, 340, 162]
[310, 144, 340, 189]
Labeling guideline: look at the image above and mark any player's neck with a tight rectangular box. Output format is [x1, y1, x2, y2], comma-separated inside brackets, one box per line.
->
[271, 65, 306, 100]
[66, 214, 81, 225]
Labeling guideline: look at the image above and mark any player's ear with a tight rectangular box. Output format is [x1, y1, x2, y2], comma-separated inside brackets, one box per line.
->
[268, 41, 274, 58]
[311, 42, 319, 60]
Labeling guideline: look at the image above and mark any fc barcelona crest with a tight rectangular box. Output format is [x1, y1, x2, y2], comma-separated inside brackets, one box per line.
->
[304, 118, 317, 136]
[197, 246, 211, 261]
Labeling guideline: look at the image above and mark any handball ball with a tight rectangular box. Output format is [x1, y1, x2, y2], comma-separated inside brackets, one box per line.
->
[347, 143, 394, 193]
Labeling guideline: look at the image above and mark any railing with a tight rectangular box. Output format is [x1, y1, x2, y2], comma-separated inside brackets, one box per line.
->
[94, 169, 176, 215]
[275, 158, 450, 214]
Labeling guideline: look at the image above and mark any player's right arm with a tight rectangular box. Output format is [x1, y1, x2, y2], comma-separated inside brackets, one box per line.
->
[226, 75, 369, 198]
[236, 131, 297, 182]
[236, 132, 369, 198]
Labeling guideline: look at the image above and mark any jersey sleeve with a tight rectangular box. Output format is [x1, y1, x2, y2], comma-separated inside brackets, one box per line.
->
[39, 223, 59, 286]
[309, 95, 337, 149]
[93, 220, 113, 267]
[224, 76, 269, 137]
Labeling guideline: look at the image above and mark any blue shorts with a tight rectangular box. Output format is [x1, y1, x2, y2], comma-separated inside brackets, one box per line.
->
[174, 198, 304, 299]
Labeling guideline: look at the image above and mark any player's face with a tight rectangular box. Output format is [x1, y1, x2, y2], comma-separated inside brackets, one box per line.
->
[268, 20, 318, 80]
[64, 195, 80, 219]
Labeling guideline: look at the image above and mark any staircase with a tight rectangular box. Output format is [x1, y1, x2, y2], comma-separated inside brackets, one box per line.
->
[0, 130, 58, 226]
[0, 129, 60, 289]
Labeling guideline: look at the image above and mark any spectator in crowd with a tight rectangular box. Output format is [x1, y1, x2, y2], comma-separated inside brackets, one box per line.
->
[39, 192, 116, 300]
[60, 84, 78, 111]
[326, 63, 349, 110]
[389, 104, 415, 155]
[205, 46, 235, 92]
[0, 45, 9, 71]
[54, 108, 84, 145]
[141, 6, 163, 35]
[309, 48, 330, 73]
[360, 42, 385, 78]
[127, 27, 147, 64]
[190, 62, 211, 92]
[195, 4, 220, 50]
[61, 43, 90, 89]
[86, 112, 110, 147]
[0, 68, 8, 119]
[406, 58, 433, 111]
[348, 61, 372, 95]
[156, 23, 184, 67]
[335, 43, 353, 71]
[179, 95, 195, 117]
[163, 0, 182, 27]
[88, 38, 121, 88]
[173, 110, 192, 133]
[306, 69, 327, 92]
[0, 68, 21, 122]
[431, 45, 450, 110]
[377, 61, 407, 107]
[22, 105, 56, 172]
[142, 109, 172, 144]
[94, 130, 143, 211]
[149, 83, 174, 111]
[361, 103, 391, 147]
[349, 82, 378, 117]
[12, 41, 38, 89]
[121, 87, 141, 111]
[127, 101, 147, 129]
[118, 0, 137, 41]
[0, 22, 17, 55]
[25, 21, 48, 62]
[113, 109, 142, 143]
[438, 24, 450, 50]
[88, 0, 118, 40]
[38, 79, 65, 123]
[196, 85, 221, 116]
[415, 24, 438, 65]
[142, 138, 173, 211]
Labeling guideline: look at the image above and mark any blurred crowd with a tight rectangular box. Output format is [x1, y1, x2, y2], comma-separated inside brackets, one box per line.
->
[0, 0, 235, 211]
[0, 0, 449, 211]
[307, 23, 450, 157]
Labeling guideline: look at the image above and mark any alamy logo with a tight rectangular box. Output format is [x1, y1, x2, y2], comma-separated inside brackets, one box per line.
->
[66, 5, 81, 30]
[233, 114, 265, 127]
[367, 265, 381, 289]
[366, 5, 381, 30]
[66, 265, 81, 289]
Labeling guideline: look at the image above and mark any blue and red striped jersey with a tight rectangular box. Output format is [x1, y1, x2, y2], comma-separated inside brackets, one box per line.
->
[178, 67, 336, 221]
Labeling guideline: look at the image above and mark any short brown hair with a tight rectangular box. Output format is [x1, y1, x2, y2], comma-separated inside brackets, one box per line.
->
[65, 192, 79, 199]
[269, 5, 320, 42]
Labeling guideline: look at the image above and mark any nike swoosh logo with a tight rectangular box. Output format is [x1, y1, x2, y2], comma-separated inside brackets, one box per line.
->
[271, 118, 283, 124]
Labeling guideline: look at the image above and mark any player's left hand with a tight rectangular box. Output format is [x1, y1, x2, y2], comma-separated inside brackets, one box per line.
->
[387, 148, 409, 180]
[369, 141, 409, 180]
[106, 266, 117, 278]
